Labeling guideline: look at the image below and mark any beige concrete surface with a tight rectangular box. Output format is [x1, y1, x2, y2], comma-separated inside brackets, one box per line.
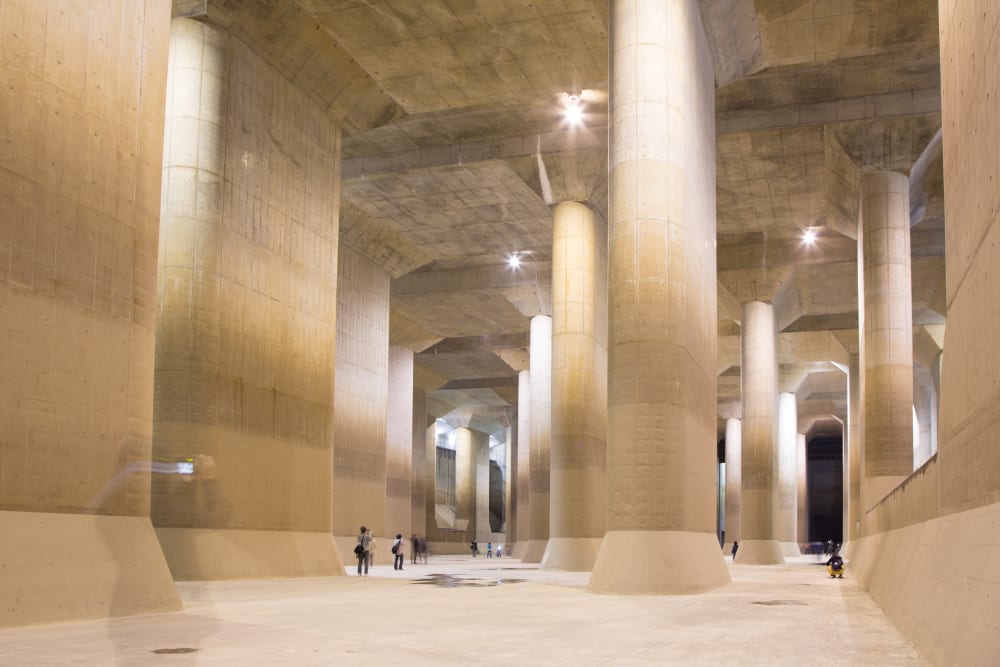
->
[522, 315, 551, 564]
[0, 555, 927, 665]
[545, 201, 607, 571]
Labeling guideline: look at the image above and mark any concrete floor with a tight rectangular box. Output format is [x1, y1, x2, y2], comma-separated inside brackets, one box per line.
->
[0, 556, 926, 666]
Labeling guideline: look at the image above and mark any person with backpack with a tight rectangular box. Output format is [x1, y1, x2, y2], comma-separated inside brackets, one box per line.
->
[355, 526, 372, 576]
[392, 534, 404, 570]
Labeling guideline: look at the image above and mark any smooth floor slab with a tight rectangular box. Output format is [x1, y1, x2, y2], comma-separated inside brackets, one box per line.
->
[0, 555, 927, 665]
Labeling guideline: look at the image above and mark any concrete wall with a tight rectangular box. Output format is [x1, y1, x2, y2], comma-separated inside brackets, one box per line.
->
[333, 247, 389, 560]
[152, 19, 342, 579]
[850, 2, 1000, 663]
[0, 1, 181, 626]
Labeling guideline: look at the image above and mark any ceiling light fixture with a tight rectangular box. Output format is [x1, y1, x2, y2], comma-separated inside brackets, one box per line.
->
[803, 228, 817, 244]
[508, 252, 521, 268]
[564, 90, 584, 127]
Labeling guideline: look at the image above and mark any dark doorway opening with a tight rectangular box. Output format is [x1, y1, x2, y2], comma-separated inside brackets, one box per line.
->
[807, 436, 843, 543]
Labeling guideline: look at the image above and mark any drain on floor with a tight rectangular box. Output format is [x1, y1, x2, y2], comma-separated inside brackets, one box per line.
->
[151, 647, 199, 654]
[751, 600, 806, 606]
[412, 573, 527, 588]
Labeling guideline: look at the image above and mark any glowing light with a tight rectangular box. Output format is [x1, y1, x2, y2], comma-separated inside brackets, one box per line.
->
[508, 253, 521, 268]
[563, 90, 584, 127]
[803, 228, 817, 244]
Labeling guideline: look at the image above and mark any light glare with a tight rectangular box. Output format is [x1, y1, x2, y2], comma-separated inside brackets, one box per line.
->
[803, 228, 817, 244]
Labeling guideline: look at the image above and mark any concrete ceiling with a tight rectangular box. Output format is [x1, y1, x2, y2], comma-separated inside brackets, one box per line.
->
[192, 0, 947, 433]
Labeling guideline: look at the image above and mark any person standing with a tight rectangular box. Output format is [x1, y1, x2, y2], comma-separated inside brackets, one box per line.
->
[731, 541, 739, 562]
[486, 541, 493, 558]
[392, 534, 405, 570]
[410, 534, 418, 565]
[356, 526, 372, 576]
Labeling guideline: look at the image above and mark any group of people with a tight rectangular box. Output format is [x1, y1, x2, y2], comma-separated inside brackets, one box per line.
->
[355, 528, 431, 575]
[469, 540, 503, 558]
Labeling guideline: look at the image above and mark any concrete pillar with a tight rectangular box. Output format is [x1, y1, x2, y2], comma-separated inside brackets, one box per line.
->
[513, 370, 531, 557]
[0, 1, 180, 626]
[777, 393, 799, 556]
[333, 248, 390, 561]
[504, 416, 514, 543]
[386, 346, 413, 540]
[411, 387, 428, 539]
[739, 301, 783, 564]
[475, 434, 492, 544]
[423, 420, 438, 548]
[521, 316, 552, 563]
[543, 202, 608, 571]
[723, 418, 742, 551]
[455, 428, 475, 535]
[589, 0, 728, 594]
[844, 354, 862, 544]
[796, 433, 809, 544]
[913, 378, 935, 469]
[152, 18, 344, 579]
[859, 172, 914, 511]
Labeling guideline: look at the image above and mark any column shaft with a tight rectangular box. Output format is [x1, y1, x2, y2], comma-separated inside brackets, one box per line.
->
[724, 418, 742, 549]
[544, 202, 608, 571]
[844, 354, 862, 544]
[590, 0, 729, 593]
[154, 18, 344, 578]
[777, 392, 799, 555]
[513, 370, 531, 557]
[796, 433, 809, 543]
[521, 316, 552, 563]
[859, 172, 914, 510]
[386, 346, 414, 540]
[739, 301, 783, 564]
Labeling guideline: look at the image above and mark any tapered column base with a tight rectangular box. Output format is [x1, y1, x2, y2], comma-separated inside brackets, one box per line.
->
[519, 539, 548, 563]
[588, 531, 730, 594]
[541, 537, 603, 571]
[734, 539, 784, 565]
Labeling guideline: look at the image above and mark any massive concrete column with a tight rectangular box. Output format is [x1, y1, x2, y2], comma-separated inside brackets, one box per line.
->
[521, 316, 552, 563]
[333, 248, 390, 561]
[411, 387, 428, 538]
[513, 370, 531, 557]
[386, 346, 414, 540]
[589, 0, 728, 593]
[913, 377, 935, 469]
[475, 434, 492, 544]
[544, 202, 608, 571]
[859, 172, 914, 510]
[739, 301, 783, 564]
[153, 18, 344, 578]
[797, 433, 809, 543]
[724, 418, 742, 551]
[844, 354, 862, 544]
[0, 1, 180, 626]
[455, 428, 475, 535]
[777, 393, 799, 556]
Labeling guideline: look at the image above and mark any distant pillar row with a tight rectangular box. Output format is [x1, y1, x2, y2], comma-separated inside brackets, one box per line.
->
[859, 172, 914, 513]
[589, 0, 729, 594]
[521, 316, 552, 563]
[543, 201, 608, 571]
[724, 417, 742, 549]
[738, 301, 783, 564]
[777, 392, 799, 556]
